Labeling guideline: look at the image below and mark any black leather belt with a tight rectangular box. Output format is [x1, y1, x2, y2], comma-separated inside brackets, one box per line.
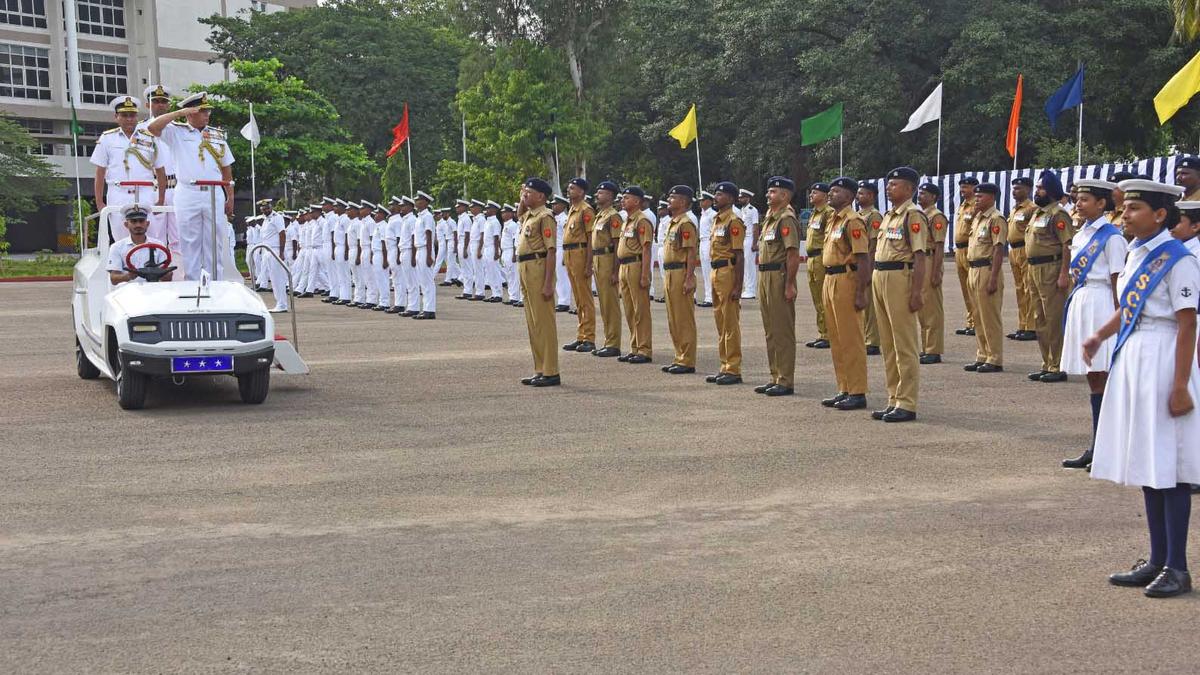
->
[618, 255, 642, 265]
[825, 264, 859, 275]
[874, 261, 913, 271]
[593, 244, 615, 255]
[562, 242, 587, 251]
[968, 258, 992, 268]
[662, 262, 685, 270]
[712, 258, 733, 269]
[1029, 254, 1063, 265]
[1008, 240, 1025, 249]
[517, 252, 547, 263]
[955, 242, 968, 250]
[758, 262, 783, 272]
[806, 248, 821, 257]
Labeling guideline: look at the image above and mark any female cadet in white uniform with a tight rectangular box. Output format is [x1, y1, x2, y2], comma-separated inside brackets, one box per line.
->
[1084, 179, 1200, 598]
[1060, 179, 1128, 470]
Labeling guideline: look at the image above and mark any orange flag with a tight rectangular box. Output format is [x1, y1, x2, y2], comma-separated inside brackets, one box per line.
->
[1006, 75, 1023, 159]
[386, 103, 410, 158]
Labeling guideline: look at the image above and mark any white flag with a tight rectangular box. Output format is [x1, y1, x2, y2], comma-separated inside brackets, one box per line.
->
[900, 83, 942, 133]
[240, 106, 261, 148]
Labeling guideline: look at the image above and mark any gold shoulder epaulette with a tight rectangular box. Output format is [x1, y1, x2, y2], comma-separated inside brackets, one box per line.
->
[101, 127, 120, 135]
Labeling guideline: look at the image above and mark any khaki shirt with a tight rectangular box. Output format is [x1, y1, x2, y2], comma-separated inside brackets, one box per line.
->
[968, 206, 1006, 262]
[876, 201, 930, 263]
[617, 208, 653, 258]
[591, 206, 621, 251]
[1024, 204, 1073, 257]
[1007, 199, 1037, 245]
[1108, 205, 1128, 237]
[758, 206, 801, 265]
[953, 198, 976, 246]
[516, 205, 556, 257]
[661, 214, 698, 264]
[924, 205, 949, 254]
[806, 204, 834, 253]
[1186, 187, 1200, 203]
[563, 201, 595, 245]
[858, 207, 883, 243]
[709, 207, 745, 261]
[821, 205, 868, 267]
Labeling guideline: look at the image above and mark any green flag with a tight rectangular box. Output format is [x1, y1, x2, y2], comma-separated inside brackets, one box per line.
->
[801, 102, 843, 146]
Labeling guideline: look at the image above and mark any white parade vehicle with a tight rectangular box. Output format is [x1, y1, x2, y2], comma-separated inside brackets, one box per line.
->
[72, 180, 308, 410]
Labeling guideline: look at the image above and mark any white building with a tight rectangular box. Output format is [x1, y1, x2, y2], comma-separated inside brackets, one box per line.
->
[1, 0, 314, 252]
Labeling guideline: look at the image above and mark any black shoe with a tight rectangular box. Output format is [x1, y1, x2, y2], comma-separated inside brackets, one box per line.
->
[1006, 330, 1021, 340]
[514, 301, 524, 307]
[1028, 370, 1048, 381]
[698, 301, 713, 307]
[765, 385, 793, 396]
[754, 383, 775, 394]
[955, 327, 974, 336]
[654, 297, 666, 303]
[562, 340, 583, 352]
[964, 362, 982, 372]
[626, 354, 651, 364]
[834, 394, 867, 411]
[576, 341, 595, 353]
[821, 392, 848, 408]
[1040, 371, 1068, 383]
[714, 374, 742, 385]
[806, 338, 831, 349]
[1109, 559, 1163, 587]
[665, 365, 695, 374]
[617, 353, 631, 362]
[706, 373, 720, 383]
[1062, 450, 1093, 469]
[919, 353, 942, 365]
[413, 312, 436, 320]
[883, 408, 917, 423]
[1017, 330, 1038, 342]
[594, 347, 620, 358]
[456, 294, 470, 300]
[472, 295, 485, 301]
[322, 297, 334, 303]
[568, 309, 578, 315]
[486, 297, 502, 303]
[439, 281, 453, 287]
[976, 363, 1003, 373]
[521, 374, 542, 385]
[300, 292, 314, 298]
[531, 374, 561, 387]
[1145, 568, 1193, 598]
[399, 310, 416, 317]
[372, 305, 387, 311]
[865, 345, 881, 356]
[871, 406, 896, 420]
[555, 304, 569, 312]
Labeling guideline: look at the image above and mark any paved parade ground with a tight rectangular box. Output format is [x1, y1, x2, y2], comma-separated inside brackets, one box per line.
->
[1, 268, 1197, 672]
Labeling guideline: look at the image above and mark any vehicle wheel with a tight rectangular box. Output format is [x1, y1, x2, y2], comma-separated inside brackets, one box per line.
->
[237, 366, 270, 404]
[116, 368, 147, 410]
[76, 340, 100, 380]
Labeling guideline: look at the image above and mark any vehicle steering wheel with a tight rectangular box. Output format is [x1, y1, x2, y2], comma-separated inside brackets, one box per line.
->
[125, 242, 175, 282]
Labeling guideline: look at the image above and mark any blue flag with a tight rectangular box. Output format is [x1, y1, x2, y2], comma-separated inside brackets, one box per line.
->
[1045, 66, 1085, 132]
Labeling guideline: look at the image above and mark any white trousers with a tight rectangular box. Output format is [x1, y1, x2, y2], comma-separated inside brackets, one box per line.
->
[389, 249, 406, 307]
[502, 250, 521, 301]
[699, 242, 713, 303]
[462, 255, 479, 296]
[742, 240, 757, 297]
[268, 254, 289, 310]
[373, 256, 389, 306]
[444, 242, 460, 281]
[174, 187, 228, 281]
[555, 248, 571, 305]
[415, 246, 437, 312]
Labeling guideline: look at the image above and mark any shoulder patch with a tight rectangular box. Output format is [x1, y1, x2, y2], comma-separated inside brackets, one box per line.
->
[782, 226, 790, 236]
[171, 120, 189, 127]
[911, 222, 921, 233]
[1055, 219, 1066, 231]
[101, 127, 121, 135]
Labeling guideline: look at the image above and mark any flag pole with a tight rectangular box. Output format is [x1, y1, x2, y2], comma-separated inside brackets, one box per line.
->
[63, 0, 84, 243]
[248, 102, 257, 209]
[936, 116, 942, 177]
[1077, 102, 1083, 166]
[461, 113, 467, 198]
[839, 134, 844, 175]
[406, 138, 414, 196]
[694, 134, 703, 192]
[1012, 126, 1019, 170]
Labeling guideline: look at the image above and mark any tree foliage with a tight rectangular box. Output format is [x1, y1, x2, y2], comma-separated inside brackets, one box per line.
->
[0, 113, 65, 250]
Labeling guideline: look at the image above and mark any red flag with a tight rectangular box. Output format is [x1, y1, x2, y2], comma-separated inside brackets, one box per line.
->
[1006, 75, 1023, 159]
[386, 103, 410, 158]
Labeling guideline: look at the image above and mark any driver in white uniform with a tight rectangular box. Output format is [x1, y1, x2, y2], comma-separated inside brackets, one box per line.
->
[108, 205, 172, 285]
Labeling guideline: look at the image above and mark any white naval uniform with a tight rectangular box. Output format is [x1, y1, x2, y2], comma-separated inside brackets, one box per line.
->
[155, 121, 234, 281]
[245, 224, 261, 285]
[414, 208, 437, 313]
[371, 217, 390, 306]
[1061, 217, 1128, 375]
[90, 126, 165, 243]
[554, 210, 571, 306]
[351, 217, 368, 303]
[1091, 230, 1200, 489]
[698, 207, 715, 303]
[136, 119, 179, 253]
[501, 217, 521, 302]
[456, 212, 472, 290]
[260, 212, 290, 310]
[740, 204, 760, 298]
[106, 236, 170, 285]
[484, 214, 503, 298]
[467, 213, 486, 296]
[434, 217, 452, 283]
[651, 210, 666, 298]
[398, 212, 417, 309]
[334, 213, 352, 300]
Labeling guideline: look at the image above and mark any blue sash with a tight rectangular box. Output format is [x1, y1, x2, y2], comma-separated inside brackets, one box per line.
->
[1063, 222, 1120, 324]
[1112, 238, 1191, 358]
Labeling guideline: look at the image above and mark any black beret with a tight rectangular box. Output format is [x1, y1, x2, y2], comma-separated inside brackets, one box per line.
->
[624, 185, 646, 199]
[595, 180, 619, 194]
[1179, 156, 1200, 171]
[830, 177, 857, 192]
[887, 166, 920, 185]
[524, 177, 553, 197]
[569, 177, 590, 191]
[668, 185, 695, 200]
[810, 182, 831, 193]
[958, 176, 980, 186]
[767, 176, 795, 191]
[1109, 170, 1136, 182]
[1012, 177, 1034, 187]
[974, 182, 1000, 196]
[857, 180, 878, 193]
[918, 182, 940, 196]
[714, 181, 739, 197]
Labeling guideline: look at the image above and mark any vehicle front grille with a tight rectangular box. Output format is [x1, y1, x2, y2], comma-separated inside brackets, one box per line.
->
[127, 313, 265, 345]
[167, 318, 232, 341]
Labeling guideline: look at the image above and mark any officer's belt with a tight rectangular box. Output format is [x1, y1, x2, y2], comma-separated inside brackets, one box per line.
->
[662, 262, 686, 271]
[825, 263, 859, 275]
[618, 255, 642, 265]
[874, 261, 913, 271]
[562, 242, 588, 251]
[806, 248, 821, 257]
[166, 175, 177, 189]
[592, 244, 615, 255]
[517, 252, 547, 263]
[954, 242, 969, 249]
[968, 258, 993, 268]
[758, 262, 783, 272]
[711, 258, 734, 269]
[1008, 240, 1025, 249]
[1028, 254, 1063, 265]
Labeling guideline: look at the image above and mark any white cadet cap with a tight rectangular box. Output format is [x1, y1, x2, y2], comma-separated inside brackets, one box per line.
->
[485, 200, 501, 210]
[143, 84, 172, 102]
[738, 188, 755, 197]
[415, 190, 433, 202]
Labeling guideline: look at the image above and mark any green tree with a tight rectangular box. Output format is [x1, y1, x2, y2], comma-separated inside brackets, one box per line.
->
[1171, 0, 1200, 41]
[0, 113, 65, 252]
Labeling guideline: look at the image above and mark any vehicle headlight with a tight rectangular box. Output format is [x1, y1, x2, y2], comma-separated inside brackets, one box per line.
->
[130, 322, 159, 333]
[237, 322, 262, 331]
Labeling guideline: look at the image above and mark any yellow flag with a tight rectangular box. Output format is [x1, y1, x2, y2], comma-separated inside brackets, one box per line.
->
[668, 104, 698, 149]
[1154, 50, 1200, 124]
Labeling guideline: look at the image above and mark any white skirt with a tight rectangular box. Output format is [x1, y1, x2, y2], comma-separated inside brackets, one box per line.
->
[1092, 324, 1200, 489]
[1061, 283, 1117, 374]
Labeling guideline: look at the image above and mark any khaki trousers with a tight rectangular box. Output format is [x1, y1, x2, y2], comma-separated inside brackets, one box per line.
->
[1008, 246, 1035, 331]
[619, 261, 652, 357]
[593, 252, 622, 349]
[968, 265, 1004, 365]
[1027, 261, 1067, 372]
[758, 268, 796, 387]
[807, 256, 828, 339]
[917, 254, 944, 355]
[519, 257, 558, 377]
[954, 247, 976, 329]
[711, 264, 742, 375]
[664, 267, 697, 367]
[823, 271, 868, 394]
[564, 247, 595, 342]
[873, 268, 920, 411]
[861, 277, 880, 347]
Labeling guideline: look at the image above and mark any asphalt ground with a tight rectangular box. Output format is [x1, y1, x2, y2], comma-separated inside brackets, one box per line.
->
[1, 264, 1197, 673]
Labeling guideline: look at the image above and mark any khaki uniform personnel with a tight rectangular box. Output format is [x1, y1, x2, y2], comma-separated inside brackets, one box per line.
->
[819, 177, 872, 411]
[953, 177, 979, 336]
[1176, 155, 1200, 202]
[706, 181, 746, 385]
[1108, 169, 1134, 238]
[856, 181, 884, 355]
[660, 185, 701, 374]
[561, 178, 597, 353]
[1025, 170, 1074, 383]
[805, 185, 834, 349]
[589, 181, 624, 358]
[755, 177, 803, 397]
[515, 178, 561, 387]
[871, 167, 929, 423]
[916, 182, 948, 364]
[1005, 177, 1038, 341]
[616, 186, 655, 363]
[963, 183, 1007, 373]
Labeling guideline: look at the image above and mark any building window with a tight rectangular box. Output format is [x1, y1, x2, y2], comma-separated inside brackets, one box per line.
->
[250, 0, 266, 11]
[76, 0, 124, 38]
[78, 51, 126, 104]
[0, 43, 50, 100]
[1, 0, 47, 28]
[16, 117, 55, 134]
[29, 141, 55, 155]
[78, 121, 108, 136]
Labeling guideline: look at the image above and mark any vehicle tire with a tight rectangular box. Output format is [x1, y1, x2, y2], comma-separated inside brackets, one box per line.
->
[237, 366, 270, 404]
[76, 340, 100, 380]
[116, 368, 147, 410]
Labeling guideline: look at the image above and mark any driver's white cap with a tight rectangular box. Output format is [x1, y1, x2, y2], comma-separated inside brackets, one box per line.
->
[122, 204, 149, 220]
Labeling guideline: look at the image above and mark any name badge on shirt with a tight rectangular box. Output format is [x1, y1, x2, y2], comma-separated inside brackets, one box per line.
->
[1016, 214, 1027, 223]
[1034, 216, 1048, 229]
[624, 229, 636, 238]
[809, 218, 822, 230]
[764, 230, 777, 241]
[714, 228, 727, 237]
[886, 227, 903, 240]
